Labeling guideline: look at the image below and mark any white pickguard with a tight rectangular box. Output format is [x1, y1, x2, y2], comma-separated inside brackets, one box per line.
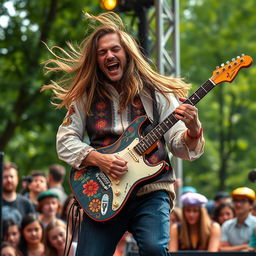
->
[109, 138, 164, 211]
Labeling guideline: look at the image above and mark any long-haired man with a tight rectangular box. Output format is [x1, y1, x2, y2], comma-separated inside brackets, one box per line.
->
[42, 12, 205, 256]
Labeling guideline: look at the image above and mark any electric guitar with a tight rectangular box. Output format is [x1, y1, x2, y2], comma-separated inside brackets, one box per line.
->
[70, 55, 252, 222]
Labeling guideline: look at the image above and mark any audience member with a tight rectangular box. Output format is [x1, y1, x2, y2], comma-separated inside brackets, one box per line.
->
[170, 207, 182, 226]
[19, 175, 32, 195]
[19, 214, 45, 256]
[212, 202, 235, 226]
[47, 164, 68, 204]
[24, 170, 48, 210]
[213, 191, 231, 208]
[249, 226, 256, 250]
[44, 219, 76, 256]
[60, 194, 75, 223]
[1, 242, 21, 256]
[60, 194, 80, 243]
[169, 192, 220, 252]
[37, 190, 61, 228]
[181, 186, 197, 195]
[2, 219, 21, 247]
[220, 186, 256, 251]
[251, 202, 256, 217]
[2, 162, 35, 225]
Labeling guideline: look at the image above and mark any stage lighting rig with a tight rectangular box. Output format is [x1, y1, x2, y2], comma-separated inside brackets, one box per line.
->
[100, 0, 154, 12]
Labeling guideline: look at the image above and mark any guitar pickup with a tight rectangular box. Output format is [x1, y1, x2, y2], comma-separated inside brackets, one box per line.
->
[96, 172, 112, 190]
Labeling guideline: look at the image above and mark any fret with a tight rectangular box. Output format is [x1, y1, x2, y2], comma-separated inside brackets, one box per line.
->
[162, 121, 170, 130]
[147, 134, 156, 145]
[154, 126, 163, 138]
[147, 132, 157, 142]
[160, 122, 169, 133]
[201, 85, 208, 93]
[136, 143, 145, 154]
[140, 140, 150, 149]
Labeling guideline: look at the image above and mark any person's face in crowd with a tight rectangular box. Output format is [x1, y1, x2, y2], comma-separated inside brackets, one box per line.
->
[23, 221, 43, 245]
[251, 204, 256, 216]
[97, 32, 127, 82]
[28, 176, 47, 194]
[48, 226, 66, 251]
[41, 197, 59, 217]
[3, 168, 19, 193]
[6, 225, 20, 247]
[217, 206, 235, 225]
[184, 206, 200, 225]
[233, 196, 252, 216]
[1, 246, 17, 256]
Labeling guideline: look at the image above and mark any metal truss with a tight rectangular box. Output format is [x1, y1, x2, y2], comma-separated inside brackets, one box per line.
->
[152, 0, 183, 203]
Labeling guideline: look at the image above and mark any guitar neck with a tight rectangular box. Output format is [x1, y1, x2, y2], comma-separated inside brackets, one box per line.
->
[134, 79, 215, 155]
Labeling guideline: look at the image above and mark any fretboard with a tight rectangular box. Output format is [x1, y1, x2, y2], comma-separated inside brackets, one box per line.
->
[134, 79, 215, 155]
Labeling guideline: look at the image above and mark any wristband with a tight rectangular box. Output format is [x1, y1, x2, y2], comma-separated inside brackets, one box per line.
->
[186, 128, 203, 139]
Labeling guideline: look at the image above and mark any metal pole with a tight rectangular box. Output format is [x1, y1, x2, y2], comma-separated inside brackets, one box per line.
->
[173, 0, 183, 207]
[155, 0, 183, 206]
[136, 6, 149, 56]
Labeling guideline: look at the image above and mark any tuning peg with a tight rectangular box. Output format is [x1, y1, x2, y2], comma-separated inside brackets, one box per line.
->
[232, 58, 235, 61]
[216, 66, 220, 69]
[226, 61, 230, 64]
[237, 56, 240, 59]
[241, 53, 245, 56]
[221, 63, 225, 67]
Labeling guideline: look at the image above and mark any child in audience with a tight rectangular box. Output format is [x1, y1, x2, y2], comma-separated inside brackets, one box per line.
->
[44, 219, 76, 256]
[37, 190, 61, 228]
[212, 202, 235, 225]
[19, 214, 45, 256]
[2, 219, 21, 247]
[1, 242, 21, 256]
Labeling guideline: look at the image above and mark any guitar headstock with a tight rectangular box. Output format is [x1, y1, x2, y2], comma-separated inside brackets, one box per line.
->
[211, 55, 252, 85]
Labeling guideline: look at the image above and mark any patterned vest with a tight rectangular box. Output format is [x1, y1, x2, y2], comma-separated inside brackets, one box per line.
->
[85, 94, 173, 182]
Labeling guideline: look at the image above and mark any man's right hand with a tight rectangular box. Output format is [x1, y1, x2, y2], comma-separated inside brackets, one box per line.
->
[83, 151, 128, 179]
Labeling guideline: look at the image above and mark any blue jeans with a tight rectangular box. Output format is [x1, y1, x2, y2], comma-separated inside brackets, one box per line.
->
[76, 190, 171, 256]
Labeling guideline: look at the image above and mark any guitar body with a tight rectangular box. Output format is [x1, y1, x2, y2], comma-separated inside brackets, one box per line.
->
[70, 116, 165, 222]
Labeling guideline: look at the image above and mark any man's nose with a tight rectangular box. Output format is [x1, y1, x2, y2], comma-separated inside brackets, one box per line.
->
[106, 50, 115, 59]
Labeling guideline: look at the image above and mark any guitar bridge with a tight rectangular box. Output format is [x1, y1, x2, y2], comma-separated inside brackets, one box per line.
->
[96, 172, 112, 190]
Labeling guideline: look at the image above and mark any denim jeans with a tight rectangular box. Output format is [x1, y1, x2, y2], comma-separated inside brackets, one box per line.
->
[76, 190, 171, 256]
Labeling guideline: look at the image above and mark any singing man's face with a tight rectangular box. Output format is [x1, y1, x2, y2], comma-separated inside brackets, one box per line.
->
[97, 33, 127, 82]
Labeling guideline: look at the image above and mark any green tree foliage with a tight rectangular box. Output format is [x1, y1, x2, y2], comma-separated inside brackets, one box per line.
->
[0, 0, 102, 178]
[180, 0, 256, 196]
[1, 0, 255, 196]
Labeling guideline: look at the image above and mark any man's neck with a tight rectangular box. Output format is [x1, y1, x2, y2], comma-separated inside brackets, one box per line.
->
[49, 181, 61, 188]
[29, 191, 39, 203]
[237, 213, 249, 224]
[3, 191, 17, 202]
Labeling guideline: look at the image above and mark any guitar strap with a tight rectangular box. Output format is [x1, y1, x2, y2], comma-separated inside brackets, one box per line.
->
[143, 87, 172, 169]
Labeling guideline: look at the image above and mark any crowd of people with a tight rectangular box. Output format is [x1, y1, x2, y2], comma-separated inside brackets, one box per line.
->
[1, 161, 256, 255]
[1, 162, 78, 256]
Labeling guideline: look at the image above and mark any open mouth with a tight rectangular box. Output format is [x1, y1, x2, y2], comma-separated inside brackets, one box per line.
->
[107, 63, 119, 71]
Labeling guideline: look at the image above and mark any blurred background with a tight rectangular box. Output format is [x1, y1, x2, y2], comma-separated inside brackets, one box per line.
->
[1, 0, 256, 198]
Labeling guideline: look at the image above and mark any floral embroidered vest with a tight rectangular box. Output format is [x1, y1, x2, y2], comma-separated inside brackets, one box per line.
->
[85, 94, 173, 182]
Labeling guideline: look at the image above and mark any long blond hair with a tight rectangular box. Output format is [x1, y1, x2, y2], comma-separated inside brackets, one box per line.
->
[180, 207, 212, 250]
[44, 219, 68, 256]
[42, 12, 190, 114]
